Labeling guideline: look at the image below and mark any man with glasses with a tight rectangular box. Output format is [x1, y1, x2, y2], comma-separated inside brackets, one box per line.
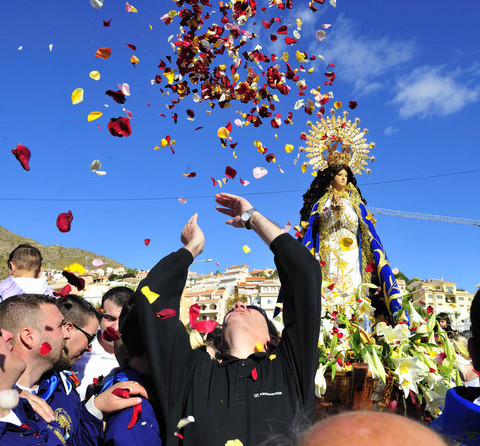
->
[134, 193, 322, 445]
[74, 287, 133, 400]
[0, 294, 147, 445]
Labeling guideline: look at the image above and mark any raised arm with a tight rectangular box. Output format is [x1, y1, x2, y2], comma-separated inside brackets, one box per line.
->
[133, 214, 205, 442]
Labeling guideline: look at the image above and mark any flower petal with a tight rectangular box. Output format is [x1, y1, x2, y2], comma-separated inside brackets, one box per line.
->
[71, 88, 84, 105]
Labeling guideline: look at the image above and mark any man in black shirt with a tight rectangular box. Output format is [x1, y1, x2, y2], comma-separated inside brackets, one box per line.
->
[133, 193, 321, 445]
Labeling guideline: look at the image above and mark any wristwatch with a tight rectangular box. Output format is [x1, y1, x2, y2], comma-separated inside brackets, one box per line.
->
[241, 208, 257, 230]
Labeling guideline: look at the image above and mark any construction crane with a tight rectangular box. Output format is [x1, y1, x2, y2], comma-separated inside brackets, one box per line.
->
[369, 207, 480, 227]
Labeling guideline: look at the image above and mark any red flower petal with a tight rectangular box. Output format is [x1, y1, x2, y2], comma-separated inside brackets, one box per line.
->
[365, 261, 375, 273]
[40, 342, 52, 356]
[265, 153, 276, 163]
[277, 25, 288, 34]
[103, 18, 112, 27]
[210, 177, 217, 187]
[144, 239, 150, 246]
[56, 211, 73, 233]
[192, 320, 218, 334]
[107, 117, 132, 137]
[225, 166, 237, 179]
[112, 388, 130, 398]
[285, 37, 297, 45]
[127, 403, 142, 429]
[105, 90, 127, 104]
[54, 284, 72, 298]
[155, 308, 176, 319]
[320, 261, 326, 268]
[327, 283, 335, 290]
[62, 271, 85, 291]
[127, 43, 136, 51]
[95, 47, 111, 59]
[12, 144, 31, 171]
[348, 101, 358, 109]
[189, 304, 201, 325]
[103, 326, 120, 342]
[251, 367, 258, 381]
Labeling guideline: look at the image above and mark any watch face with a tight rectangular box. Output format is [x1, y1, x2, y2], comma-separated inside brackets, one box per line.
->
[241, 211, 249, 221]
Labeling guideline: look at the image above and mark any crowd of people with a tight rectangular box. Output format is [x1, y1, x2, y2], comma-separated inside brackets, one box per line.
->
[0, 192, 477, 445]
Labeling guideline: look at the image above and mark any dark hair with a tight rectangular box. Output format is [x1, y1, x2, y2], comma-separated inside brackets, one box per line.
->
[0, 294, 57, 334]
[471, 290, 480, 341]
[101, 286, 133, 308]
[8, 244, 43, 276]
[118, 295, 144, 359]
[299, 164, 367, 223]
[56, 294, 102, 328]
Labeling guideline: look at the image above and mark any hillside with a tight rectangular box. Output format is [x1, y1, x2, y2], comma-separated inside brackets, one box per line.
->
[0, 226, 127, 279]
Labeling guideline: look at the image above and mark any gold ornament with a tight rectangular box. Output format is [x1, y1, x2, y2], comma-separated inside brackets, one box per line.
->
[299, 108, 375, 175]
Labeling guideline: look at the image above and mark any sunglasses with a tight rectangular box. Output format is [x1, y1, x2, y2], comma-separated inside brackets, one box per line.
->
[72, 323, 96, 346]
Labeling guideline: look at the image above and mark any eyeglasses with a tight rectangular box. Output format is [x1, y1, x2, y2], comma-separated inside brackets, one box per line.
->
[72, 323, 96, 346]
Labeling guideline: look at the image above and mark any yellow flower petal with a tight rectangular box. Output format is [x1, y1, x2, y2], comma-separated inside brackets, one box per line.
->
[225, 441, 243, 446]
[295, 50, 308, 63]
[89, 71, 101, 81]
[87, 111, 103, 122]
[232, 151, 237, 159]
[164, 71, 175, 84]
[160, 138, 168, 148]
[130, 55, 139, 64]
[217, 127, 229, 138]
[242, 245, 251, 254]
[269, 354, 277, 361]
[255, 342, 263, 352]
[71, 88, 84, 105]
[284, 144, 294, 153]
[141, 286, 160, 304]
[301, 164, 307, 173]
[280, 51, 289, 61]
[64, 263, 85, 275]
[334, 101, 342, 109]
[154, 146, 160, 151]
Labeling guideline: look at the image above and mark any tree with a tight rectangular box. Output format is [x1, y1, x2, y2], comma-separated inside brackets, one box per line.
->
[226, 288, 248, 312]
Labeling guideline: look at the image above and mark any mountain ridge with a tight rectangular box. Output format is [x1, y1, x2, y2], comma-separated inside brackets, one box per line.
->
[0, 226, 127, 279]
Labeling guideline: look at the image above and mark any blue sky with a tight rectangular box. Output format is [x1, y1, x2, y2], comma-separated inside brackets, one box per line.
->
[1, 1, 479, 293]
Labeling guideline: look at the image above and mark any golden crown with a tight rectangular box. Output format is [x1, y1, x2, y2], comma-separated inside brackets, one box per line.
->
[300, 109, 375, 175]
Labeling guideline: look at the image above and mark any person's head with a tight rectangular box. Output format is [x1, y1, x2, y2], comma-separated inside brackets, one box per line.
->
[100, 287, 134, 336]
[221, 301, 279, 356]
[0, 327, 26, 391]
[299, 164, 366, 224]
[437, 312, 451, 330]
[54, 295, 102, 370]
[299, 411, 447, 446]
[468, 289, 480, 370]
[0, 294, 70, 374]
[7, 244, 43, 278]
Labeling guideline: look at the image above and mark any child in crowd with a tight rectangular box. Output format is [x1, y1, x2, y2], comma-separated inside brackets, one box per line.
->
[0, 244, 53, 301]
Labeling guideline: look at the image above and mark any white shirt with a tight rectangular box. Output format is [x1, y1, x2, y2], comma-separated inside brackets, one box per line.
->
[0, 410, 22, 426]
[73, 333, 119, 400]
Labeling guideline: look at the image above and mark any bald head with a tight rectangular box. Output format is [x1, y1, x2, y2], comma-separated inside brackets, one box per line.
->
[300, 411, 446, 446]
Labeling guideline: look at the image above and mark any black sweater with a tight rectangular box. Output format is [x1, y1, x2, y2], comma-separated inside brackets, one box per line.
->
[134, 233, 321, 446]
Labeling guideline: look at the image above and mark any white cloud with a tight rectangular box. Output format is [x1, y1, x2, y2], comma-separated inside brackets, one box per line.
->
[319, 16, 417, 94]
[384, 126, 398, 136]
[391, 65, 480, 118]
